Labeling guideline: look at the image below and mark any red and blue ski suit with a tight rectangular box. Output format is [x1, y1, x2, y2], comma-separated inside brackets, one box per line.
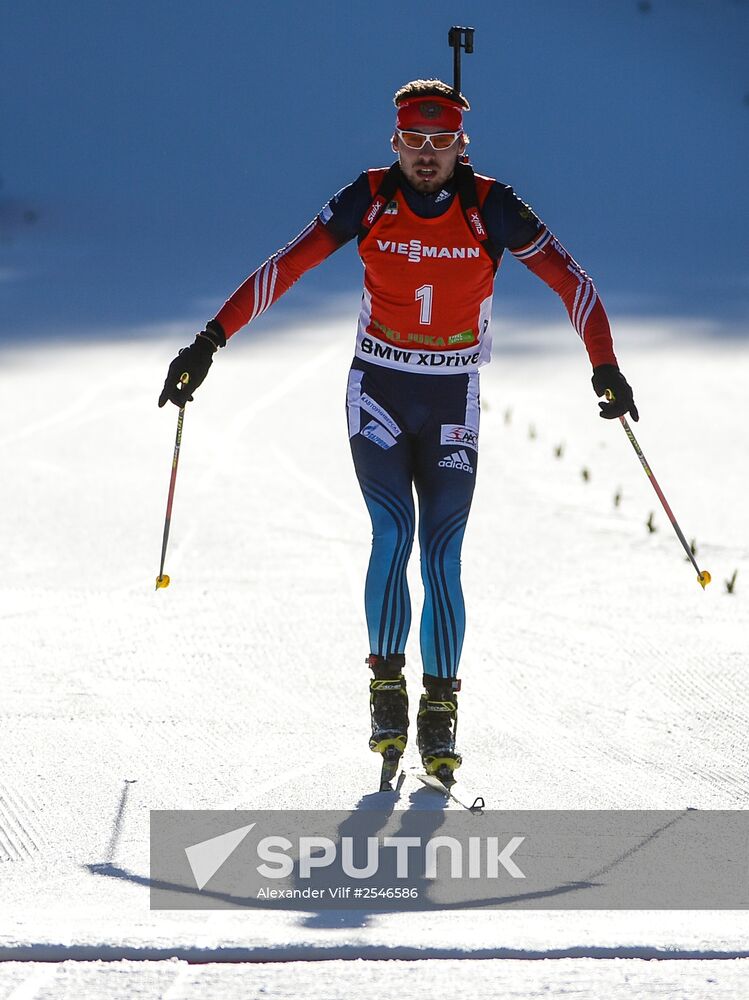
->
[212, 164, 618, 679]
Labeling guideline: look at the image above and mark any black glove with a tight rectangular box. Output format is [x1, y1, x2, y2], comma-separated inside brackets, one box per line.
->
[591, 364, 639, 422]
[158, 322, 226, 408]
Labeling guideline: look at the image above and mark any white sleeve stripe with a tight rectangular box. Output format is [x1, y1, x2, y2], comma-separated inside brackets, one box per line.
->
[567, 261, 599, 341]
[571, 272, 585, 329]
[255, 260, 279, 321]
[251, 264, 268, 323]
[258, 260, 273, 317]
[244, 220, 319, 325]
[575, 281, 591, 333]
[578, 290, 597, 339]
[251, 262, 271, 322]
[569, 268, 599, 342]
[249, 269, 264, 323]
[266, 262, 278, 313]
[253, 266, 266, 321]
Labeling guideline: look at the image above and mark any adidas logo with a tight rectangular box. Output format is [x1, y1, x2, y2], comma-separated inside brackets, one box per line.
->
[438, 449, 474, 474]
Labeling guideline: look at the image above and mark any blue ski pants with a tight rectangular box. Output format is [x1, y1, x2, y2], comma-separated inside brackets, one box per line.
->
[346, 360, 480, 679]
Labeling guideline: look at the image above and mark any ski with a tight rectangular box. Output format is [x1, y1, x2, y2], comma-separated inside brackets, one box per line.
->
[412, 769, 485, 812]
[378, 747, 405, 792]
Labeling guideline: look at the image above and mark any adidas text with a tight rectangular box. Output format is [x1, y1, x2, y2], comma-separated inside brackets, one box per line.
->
[438, 450, 474, 474]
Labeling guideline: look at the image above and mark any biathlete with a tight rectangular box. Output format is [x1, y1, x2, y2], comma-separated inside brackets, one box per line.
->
[159, 79, 638, 785]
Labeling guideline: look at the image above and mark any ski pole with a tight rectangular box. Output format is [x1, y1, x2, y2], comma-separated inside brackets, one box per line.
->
[448, 25, 474, 98]
[606, 391, 711, 589]
[155, 374, 189, 590]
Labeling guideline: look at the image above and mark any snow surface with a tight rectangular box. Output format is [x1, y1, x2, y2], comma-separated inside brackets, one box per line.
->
[1, 315, 748, 997]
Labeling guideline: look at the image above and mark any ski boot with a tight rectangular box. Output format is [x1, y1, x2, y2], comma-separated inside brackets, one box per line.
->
[417, 674, 462, 785]
[367, 653, 408, 789]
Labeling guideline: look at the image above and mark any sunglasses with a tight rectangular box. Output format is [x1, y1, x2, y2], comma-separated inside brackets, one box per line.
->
[395, 129, 462, 150]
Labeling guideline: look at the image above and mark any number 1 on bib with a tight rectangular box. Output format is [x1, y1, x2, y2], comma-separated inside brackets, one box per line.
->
[415, 284, 433, 325]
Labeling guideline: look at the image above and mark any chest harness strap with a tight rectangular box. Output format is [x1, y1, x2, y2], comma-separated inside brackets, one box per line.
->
[358, 161, 498, 272]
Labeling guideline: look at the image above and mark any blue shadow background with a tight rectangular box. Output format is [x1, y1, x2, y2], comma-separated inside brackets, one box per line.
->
[2, 0, 747, 340]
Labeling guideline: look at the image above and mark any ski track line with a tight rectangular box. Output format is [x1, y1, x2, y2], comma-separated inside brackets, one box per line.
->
[482, 648, 742, 809]
[0, 366, 143, 450]
[202, 339, 348, 487]
[209, 762, 332, 812]
[500, 675, 748, 808]
[3, 964, 58, 1000]
[0, 784, 42, 863]
[162, 961, 193, 1000]
[2, 781, 46, 847]
[272, 446, 366, 526]
[272, 445, 368, 628]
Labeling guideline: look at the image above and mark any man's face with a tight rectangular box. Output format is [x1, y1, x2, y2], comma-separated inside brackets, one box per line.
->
[393, 127, 466, 195]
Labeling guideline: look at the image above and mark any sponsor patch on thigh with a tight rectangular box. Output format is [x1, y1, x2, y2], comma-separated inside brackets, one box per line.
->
[440, 424, 478, 451]
[360, 393, 402, 438]
[361, 420, 398, 450]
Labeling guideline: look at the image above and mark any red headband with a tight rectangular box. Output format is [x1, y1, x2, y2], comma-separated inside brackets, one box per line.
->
[395, 95, 464, 132]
